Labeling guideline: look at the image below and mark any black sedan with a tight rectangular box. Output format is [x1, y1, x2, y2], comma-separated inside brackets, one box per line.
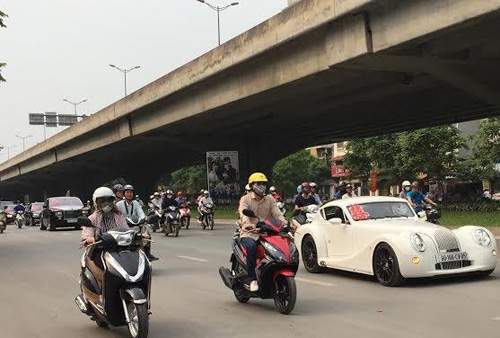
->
[40, 197, 89, 231]
[26, 202, 44, 226]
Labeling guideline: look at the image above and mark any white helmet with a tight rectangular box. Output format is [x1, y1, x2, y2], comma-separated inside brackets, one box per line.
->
[203, 190, 209, 195]
[402, 180, 411, 187]
[269, 186, 277, 193]
[309, 182, 317, 187]
[92, 187, 114, 205]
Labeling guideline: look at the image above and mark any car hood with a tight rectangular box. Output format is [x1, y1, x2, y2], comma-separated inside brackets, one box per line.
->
[357, 218, 446, 236]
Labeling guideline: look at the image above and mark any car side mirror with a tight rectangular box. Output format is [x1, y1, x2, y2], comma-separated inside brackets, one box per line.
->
[417, 211, 426, 219]
[328, 217, 343, 224]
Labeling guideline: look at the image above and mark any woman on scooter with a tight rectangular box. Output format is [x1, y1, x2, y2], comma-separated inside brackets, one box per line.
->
[238, 172, 287, 292]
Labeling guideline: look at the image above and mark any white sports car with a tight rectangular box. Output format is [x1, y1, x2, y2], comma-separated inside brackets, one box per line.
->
[294, 196, 497, 286]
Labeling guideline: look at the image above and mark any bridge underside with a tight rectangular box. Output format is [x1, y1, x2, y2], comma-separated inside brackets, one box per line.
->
[1, 0, 500, 200]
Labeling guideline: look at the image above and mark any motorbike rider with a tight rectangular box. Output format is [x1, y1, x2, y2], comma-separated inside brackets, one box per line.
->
[135, 194, 144, 207]
[310, 182, 321, 204]
[269, 186, 282, 202]
[150, 192, 162, 209]
[399, 180, 412, 199]
[81, 187, 128, 251]
[161, 189, 178, 211]
[175, 191, 188, 206]
[112, 184, 125, 203]
[117, 185, 158, 261]
[294, 182, 318, 215]
[407, 181, 437, 211]
[13, 200, 25, 214]
[238, 172, 286, 292]
[0, 206, 7, 231]
[198, 190, 214, 222]
[342, 184, 357, 199]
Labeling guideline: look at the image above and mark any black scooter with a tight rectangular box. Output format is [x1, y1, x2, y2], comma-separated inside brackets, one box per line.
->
[75, 217, 152, 338]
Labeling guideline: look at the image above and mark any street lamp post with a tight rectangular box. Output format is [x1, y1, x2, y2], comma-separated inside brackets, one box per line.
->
[196, 1, 239, 46]
[109, 65, 141, 97]
[63, 98, 87, 115]
[15, 134, 32, 152]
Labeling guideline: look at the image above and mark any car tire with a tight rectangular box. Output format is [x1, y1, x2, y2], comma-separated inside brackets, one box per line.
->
[46, 217, 55, 231]
[373, 243, 403, 287]
[301, 235, 324, 273]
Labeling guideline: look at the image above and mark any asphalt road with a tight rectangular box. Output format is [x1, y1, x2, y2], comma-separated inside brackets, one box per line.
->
[0, 223, 499, 338]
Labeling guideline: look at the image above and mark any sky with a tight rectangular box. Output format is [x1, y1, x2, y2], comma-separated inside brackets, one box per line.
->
[0, 0, 287, 162]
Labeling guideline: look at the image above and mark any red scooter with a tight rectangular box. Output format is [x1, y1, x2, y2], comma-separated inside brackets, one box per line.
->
[219, 209, 298, 314]
[179, 202, 191, 229]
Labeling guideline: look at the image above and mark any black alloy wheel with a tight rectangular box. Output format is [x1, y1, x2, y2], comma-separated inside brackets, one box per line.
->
[273, 276, 297, 315]
[373, 243, 403, 287]
[301, 236, 323, 273]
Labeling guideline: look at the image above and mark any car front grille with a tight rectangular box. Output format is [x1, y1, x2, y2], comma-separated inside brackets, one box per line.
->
[434, 230, 460, 252]
[435, 260, 471, 270]
[64, 210, 81, 218]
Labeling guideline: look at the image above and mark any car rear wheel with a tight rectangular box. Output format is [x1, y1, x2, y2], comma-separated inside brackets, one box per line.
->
[373, 243, 403, 287]
[301, 236, 323, 273]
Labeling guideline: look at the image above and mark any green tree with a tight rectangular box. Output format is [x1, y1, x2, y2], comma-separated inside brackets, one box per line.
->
[272, 150, 330, 198]
[168, 165, 207, 194]
[467, 117, 500, 182]
[0, 10, 7, 82]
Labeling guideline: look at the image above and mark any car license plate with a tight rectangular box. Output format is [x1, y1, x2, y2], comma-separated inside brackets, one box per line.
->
[440, 251, 468, 262]
[67, 218, 77, 224]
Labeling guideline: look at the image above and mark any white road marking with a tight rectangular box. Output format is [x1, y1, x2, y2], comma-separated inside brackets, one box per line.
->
[176, 255, 208, 263]
[295, 277, 335, 287]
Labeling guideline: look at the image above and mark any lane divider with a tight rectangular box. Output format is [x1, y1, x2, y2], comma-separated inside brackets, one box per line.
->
[176, 255, 208, 263]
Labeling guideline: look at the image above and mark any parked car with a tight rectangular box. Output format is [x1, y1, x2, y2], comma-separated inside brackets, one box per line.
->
[26, 202, 44, 226]
[40, 197, 88, 231]
[294, 196, 497, 286]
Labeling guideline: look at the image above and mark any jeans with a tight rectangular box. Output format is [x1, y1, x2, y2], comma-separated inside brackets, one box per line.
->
[240, 237, 257, 280]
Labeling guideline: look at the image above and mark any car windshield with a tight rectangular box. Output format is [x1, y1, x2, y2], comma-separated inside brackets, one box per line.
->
[346, 202, 415, 221]
[31, 203, 44, 212]
[49, 197, 83, 208]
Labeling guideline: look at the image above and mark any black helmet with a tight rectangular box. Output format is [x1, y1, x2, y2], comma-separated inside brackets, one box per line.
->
[112, 184, 124, 193]
[123, 184, 134, 192]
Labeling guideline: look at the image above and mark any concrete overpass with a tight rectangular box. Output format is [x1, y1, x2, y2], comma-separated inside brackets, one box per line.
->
[2, 0, 500, 200]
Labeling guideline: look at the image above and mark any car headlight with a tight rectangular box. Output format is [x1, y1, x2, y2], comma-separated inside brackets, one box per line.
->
[410, 233, 426, 252]
[82, 209, 89, 216]
[56, 211, 63, 218]
[472, 229, 491, 247]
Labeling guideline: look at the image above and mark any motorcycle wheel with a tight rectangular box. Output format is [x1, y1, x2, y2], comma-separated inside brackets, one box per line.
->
[40, 217, 47, 231]
[17, 222, 21, 229]
[186, 217, 190, 230]
[0, 229, 3, 234]
[202, 216, 207, 230]
[125, 300, 149, 338]
[209, 214, 214, 230]
[273, 276, 296, 315]
[175, 224, 180, 237]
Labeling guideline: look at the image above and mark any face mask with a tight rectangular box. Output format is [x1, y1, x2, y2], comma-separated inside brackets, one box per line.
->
[253, 184, 267, 196]
[101, 203, 113, 213]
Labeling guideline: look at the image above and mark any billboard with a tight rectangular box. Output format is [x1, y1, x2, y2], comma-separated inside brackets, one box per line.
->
[29, 113, 45, 125]
[206, 151, 240, 204]
[58, 114, 78, 126]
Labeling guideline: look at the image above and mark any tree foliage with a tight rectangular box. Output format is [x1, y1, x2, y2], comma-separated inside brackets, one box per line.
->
[466, 117, 500, 179]
[273, 150, 330, 197]
[167, 165, 207, 194]
[343, 125, 466, 182]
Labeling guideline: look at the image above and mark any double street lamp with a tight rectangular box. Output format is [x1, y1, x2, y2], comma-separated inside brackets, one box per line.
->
[196, 1, 239, 46]
[63, 98, 87, 115]
[15, 134, 32, 152]
[109, 64, 141, 97]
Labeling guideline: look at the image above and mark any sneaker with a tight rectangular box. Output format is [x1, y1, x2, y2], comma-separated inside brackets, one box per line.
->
[249, 280, 259, 292]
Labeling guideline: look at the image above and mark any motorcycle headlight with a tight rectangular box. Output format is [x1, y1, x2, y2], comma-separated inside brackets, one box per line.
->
[410, 233, 426, 252]
[262, 241, 286, 262]
[472, 229, 491, 247]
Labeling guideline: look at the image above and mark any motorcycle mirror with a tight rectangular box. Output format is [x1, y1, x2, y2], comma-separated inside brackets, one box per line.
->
[242, 209, 256, 218]
[77, 216, 93, 227]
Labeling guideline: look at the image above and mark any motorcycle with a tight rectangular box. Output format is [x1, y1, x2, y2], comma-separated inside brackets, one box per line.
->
[200, 202, 215, 230]
[291, 204, 319, 231]
[179, 203, 191, 229]
[416, 204, 441, 224]
[0, 217, 6, 233]
[15, 211, 26, 229]
[219, 209, 299, 315]
[276, 201, 287, 216]
[75, 217, 152, 338]
[147, 205, 162, 233]
[163, 205, 181, 237]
